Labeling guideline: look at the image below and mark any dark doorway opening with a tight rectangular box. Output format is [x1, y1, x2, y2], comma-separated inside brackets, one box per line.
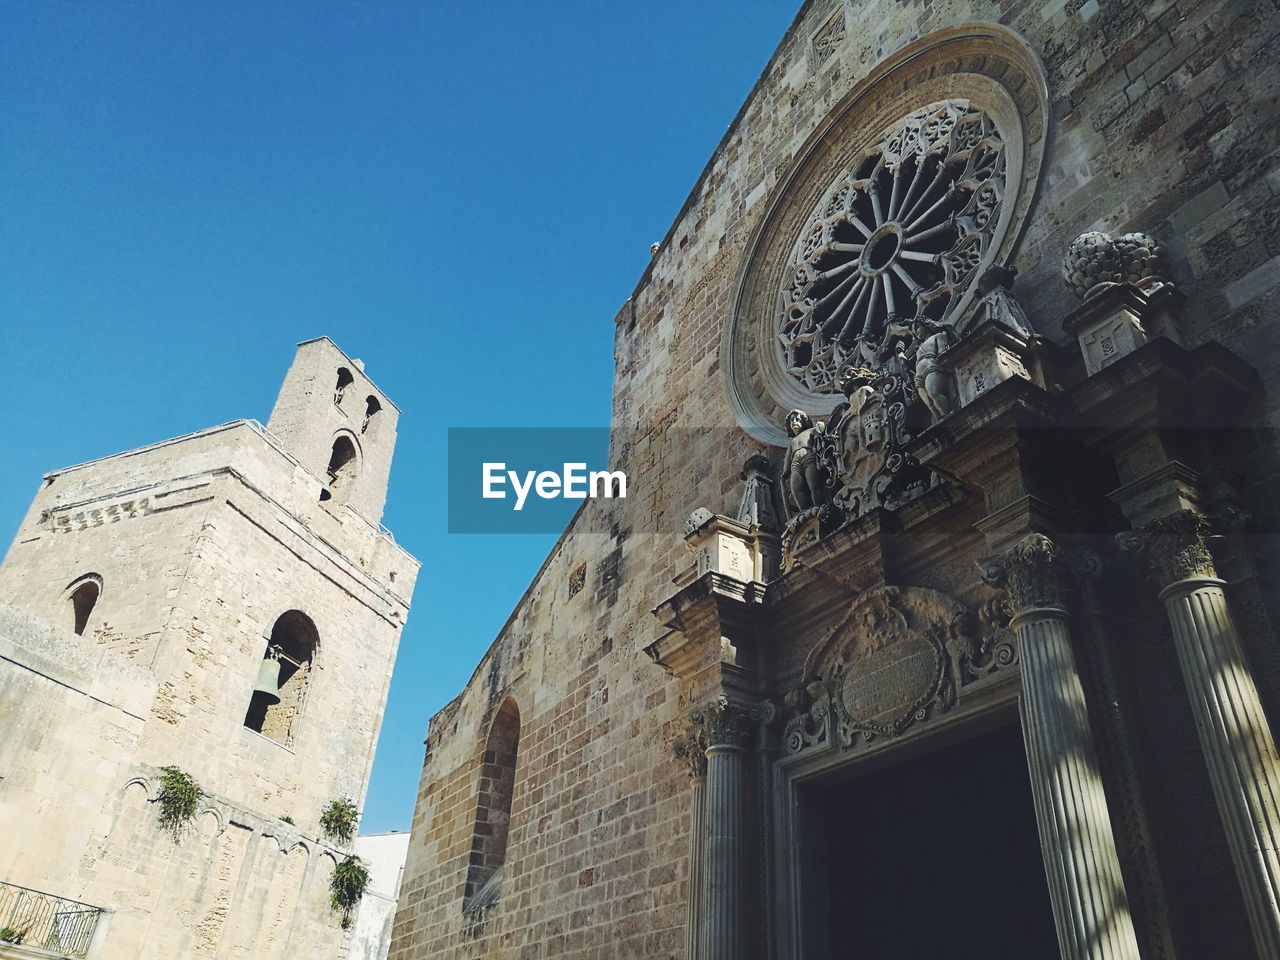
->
[818, 723, 1058, 959]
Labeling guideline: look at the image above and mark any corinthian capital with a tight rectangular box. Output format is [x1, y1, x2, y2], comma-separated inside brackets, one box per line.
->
[690, 696, 752, 750]
[1117, 509, 1218, 589]
[670, 725, 709, 779]
[978, 533, 1079, 616]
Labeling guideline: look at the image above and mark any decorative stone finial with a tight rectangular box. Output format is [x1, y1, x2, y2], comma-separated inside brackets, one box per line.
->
[736, 452, 778, 531]
[1063, 230, 1170, 300]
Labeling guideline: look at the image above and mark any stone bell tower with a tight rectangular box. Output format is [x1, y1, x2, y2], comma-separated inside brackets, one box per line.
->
[266, 336, 400, 525]
[0, 337, 418, 960]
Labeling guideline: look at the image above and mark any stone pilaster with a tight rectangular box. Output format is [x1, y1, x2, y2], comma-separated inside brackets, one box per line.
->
[690, 697, 750, 960]
[672, 727, 709, 960]
[1120, 510, 1280, 958]
[980, 533, 1142, 960]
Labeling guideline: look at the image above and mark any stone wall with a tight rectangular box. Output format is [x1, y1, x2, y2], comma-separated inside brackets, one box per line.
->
[390, 0, 1280, 958]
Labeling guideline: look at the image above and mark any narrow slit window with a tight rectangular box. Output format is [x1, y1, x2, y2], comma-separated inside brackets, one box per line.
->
[362, 396, 382, 434]
[334, 367, 354, 405]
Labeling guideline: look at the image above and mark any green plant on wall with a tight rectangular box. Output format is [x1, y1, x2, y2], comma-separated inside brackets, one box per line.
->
[0, 925, 28, 944]
[155, 765, 203, 836]
[280, 815, 295, 825]
[329, 856, 369, 928]
[319, 797, 359, 845]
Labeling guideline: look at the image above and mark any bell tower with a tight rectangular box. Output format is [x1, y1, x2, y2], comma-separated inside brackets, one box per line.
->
[267, 336, 400, 525]
[0, 338, 418, 960]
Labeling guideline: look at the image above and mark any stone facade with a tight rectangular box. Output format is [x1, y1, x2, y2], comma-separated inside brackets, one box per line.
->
[392, 1, 1280, 958]
[0, 337, 418, 959]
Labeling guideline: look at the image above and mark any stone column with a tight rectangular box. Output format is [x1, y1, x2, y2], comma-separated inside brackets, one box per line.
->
[691, 697, 749, 960]
[981, 534, 1142, 960]
[672, 727, 709, 960]
[1120, 510, 1280, 957]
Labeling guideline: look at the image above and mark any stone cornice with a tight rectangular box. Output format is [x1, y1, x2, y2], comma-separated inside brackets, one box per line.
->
[647, 573, 767, 682]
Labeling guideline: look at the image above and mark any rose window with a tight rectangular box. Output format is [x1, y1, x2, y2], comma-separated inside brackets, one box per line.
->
[778, 101, 1006, 392]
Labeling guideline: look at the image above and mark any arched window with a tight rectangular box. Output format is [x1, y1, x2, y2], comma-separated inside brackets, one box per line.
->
[319, 435, 358, 503]
[362, 395, 381, 434]
[244, 610, 318, 745]
[334, 367, 354, 405]
[65, 575, 102, 636]
[464, 698, 520, 911]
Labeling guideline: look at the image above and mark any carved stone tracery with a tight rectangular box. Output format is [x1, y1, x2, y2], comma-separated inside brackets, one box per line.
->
[778, 101, 1007, 393]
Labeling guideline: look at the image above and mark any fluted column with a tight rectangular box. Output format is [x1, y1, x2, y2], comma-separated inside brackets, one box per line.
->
[672, 727, 709, 960]
[981, 534, 1142, 960]
[690, 697, 749, 960]
[1121, 511, 1280, 957]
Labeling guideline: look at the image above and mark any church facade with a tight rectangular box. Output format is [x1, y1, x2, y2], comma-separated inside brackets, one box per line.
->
[0, 338, 418, 959]
[391, 0, 1280, 957]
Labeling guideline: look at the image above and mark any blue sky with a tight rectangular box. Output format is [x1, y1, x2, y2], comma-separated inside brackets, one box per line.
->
[1, 1, 798, 832]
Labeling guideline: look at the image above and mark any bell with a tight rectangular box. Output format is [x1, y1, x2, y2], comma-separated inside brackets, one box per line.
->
[253, 657, 282, 704]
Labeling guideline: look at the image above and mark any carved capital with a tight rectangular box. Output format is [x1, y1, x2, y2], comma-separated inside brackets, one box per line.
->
[1117, 509, 1218, 588]
[978, 533, 1077, 616]
[690, 696, 753, 750]
[670, 726, 708, 780]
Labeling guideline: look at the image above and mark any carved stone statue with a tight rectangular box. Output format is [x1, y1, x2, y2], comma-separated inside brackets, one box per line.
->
[974, 265, 1033, 337]
[912, 321, 957, 421]
[781, 410, 828, 515]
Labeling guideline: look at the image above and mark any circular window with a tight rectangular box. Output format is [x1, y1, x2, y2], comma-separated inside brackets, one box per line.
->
[723, 24, 1048, 446]
[780, 101, 1005, 393]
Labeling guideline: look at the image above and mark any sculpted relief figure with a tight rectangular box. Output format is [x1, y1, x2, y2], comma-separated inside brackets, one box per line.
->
[781, 410, 829, 516]
[912, 321, 957, 421]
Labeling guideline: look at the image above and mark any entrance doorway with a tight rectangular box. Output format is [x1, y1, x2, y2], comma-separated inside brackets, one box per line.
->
[814, 723, 1059, 958]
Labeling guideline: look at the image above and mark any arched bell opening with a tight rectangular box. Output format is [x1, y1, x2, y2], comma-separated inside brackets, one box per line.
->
[244, 610, 318, 745]
[320, 435, 359, 504]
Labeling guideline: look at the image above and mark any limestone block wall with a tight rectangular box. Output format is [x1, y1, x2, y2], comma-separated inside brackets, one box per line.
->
[391, 1, 1280, 958]
[0, 603, 152, 891]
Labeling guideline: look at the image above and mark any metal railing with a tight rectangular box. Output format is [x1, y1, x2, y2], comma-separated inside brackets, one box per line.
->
[0, 881, 103, 959]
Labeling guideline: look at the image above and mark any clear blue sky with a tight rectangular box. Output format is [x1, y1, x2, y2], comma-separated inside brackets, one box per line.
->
[0, 1, 798, 832]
